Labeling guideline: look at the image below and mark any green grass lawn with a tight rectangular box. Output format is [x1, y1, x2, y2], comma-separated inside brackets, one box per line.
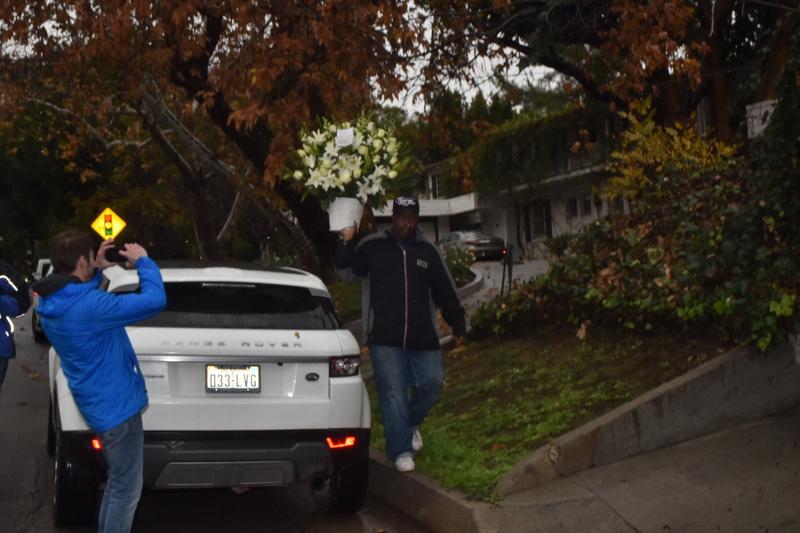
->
[366, 330, 725, 500]
[327, 281, 362, 322]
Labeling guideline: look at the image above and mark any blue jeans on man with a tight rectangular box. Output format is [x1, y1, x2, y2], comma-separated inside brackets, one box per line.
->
[369, 344, 444, 460]
[98, 412, 144, 533]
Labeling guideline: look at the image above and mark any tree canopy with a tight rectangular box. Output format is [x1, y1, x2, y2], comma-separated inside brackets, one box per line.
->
[1, 1, 425, 276]
[424, 0, 799, 138]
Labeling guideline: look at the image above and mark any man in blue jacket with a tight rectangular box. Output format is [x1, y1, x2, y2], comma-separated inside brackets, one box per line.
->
[0, 259, 31, 392]
[33, 230, 166, 533]
[336, 197, 466, 473]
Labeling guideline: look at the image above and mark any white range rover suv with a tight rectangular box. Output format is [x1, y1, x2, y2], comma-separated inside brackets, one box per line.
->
[46, 262, 370, 525]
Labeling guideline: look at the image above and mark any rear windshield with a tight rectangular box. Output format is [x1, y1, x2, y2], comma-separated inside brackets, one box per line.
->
[461, 232, 492, 241]
[129, 282, 341, 330]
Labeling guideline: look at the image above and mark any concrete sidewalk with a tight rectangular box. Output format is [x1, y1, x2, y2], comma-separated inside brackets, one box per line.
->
[370, 406, 800, 533]
[482, 406, 800, 532]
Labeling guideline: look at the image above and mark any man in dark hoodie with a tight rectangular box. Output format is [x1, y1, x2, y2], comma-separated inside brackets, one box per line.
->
[336, 196, 466, 473]
[0, 259, 31, 393]
[33, 230, 165, 533]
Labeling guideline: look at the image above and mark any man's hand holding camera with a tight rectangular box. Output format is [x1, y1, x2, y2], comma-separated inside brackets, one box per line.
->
[96, 239, 149, 269]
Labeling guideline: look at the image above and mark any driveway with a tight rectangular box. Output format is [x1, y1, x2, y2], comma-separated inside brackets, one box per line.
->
[463, 258, 549, 313]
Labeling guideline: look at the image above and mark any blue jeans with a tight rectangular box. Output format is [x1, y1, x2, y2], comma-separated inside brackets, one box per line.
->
[369, 345, 444, 460]
[98, 412, 144, 533]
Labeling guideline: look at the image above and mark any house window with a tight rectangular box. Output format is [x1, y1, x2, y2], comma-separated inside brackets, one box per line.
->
[567, 197, 579, 219]
[581, 195, 593, 217]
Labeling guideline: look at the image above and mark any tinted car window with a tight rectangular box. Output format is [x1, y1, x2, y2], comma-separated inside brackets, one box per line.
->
[131, 282, 340, 330]
[461, 232, 492, 241]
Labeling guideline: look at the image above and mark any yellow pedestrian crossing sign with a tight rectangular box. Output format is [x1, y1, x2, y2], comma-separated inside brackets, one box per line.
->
[91, 208, 127, 240]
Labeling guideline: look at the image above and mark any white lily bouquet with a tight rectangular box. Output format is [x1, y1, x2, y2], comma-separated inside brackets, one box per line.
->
[291, 116, 404, 231]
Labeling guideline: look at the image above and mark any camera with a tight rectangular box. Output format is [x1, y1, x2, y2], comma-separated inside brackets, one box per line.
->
[104, 246, 125, 264]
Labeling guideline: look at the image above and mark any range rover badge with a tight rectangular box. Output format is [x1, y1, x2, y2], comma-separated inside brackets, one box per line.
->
[305, 372, 320, 382]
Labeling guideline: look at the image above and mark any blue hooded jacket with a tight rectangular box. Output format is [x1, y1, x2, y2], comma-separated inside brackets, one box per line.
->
[1, 261, 30, 359]
[35, 257, 166, 432]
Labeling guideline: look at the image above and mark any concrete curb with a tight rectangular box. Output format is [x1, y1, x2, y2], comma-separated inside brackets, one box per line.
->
[368, 449, 490, 533]
[456, 266, 485, 300]
[496, 337, 800, 496]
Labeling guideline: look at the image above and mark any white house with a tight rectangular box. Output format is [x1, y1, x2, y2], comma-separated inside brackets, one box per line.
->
[373, 110, 627, 258]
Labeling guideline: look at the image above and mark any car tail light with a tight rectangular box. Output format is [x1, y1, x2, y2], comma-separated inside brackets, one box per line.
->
[501, 248, 508, 256]
[329, 356, 360, 377]
[326, 436, 357, 449]
[91, 437, 102, 451]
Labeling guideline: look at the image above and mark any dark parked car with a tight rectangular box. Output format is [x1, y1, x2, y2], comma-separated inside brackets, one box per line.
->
[439, 231, 507, 261]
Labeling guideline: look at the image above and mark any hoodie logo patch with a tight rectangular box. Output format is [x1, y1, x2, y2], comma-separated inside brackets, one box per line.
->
[416, 259, 428, 269]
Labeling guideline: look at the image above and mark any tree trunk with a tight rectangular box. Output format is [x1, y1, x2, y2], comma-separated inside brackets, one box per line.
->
[754, 14, 800, 102]
[186, 180, 222, 260]
[705, 0, 735, 140]
[200, 90, 338, 280]
[653, 69, 684, 125]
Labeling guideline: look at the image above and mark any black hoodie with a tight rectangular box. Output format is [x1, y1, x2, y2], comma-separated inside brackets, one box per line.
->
[335, 230, 466, 351]
[31, 273, 81, 298]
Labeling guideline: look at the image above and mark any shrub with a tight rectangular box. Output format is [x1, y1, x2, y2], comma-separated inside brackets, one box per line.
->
[468, 282, 538, 340]
[443, 245, 475, 288]
[471, 60, 800, 350]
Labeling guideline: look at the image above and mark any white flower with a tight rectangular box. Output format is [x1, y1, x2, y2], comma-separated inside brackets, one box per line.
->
[297, 149, 306, 158]
[322, 158, 333, 169]
[309, 130, 326, 145]
[339, 169, 352, 184]
[293, 170, 303, 179]
[353, 167, 362, 178]
[390, 156, 398, 165]
[324, 141, 337, 159]
[373, 139, 383, 150]
[389, 170, 398, 179]
[304, 155, 316, 169]
[377, 128, 386, 138]
[367, 122, 375, 132]
[358, 145, 369, 156]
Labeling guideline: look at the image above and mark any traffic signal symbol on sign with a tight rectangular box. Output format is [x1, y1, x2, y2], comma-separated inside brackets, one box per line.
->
[91, 208, 127, 240]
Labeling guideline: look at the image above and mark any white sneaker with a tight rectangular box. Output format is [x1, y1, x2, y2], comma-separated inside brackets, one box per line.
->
[412, 427, 423, 452]
[394, 452, 415, 473]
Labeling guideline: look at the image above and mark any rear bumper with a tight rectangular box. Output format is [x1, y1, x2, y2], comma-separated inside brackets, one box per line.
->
[62, 429, 370, 489]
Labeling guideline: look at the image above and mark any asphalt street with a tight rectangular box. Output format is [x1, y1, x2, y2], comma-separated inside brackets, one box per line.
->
[0, 314, 428, 533]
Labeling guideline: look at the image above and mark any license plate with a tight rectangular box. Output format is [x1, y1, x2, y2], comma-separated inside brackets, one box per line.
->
[205, 364, 261, 393]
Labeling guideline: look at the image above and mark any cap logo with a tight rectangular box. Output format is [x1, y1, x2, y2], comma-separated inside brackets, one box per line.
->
[395, 197, 417, 207]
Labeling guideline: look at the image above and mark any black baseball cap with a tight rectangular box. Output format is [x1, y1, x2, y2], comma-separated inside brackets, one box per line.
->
[392, 196, 420, 215]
